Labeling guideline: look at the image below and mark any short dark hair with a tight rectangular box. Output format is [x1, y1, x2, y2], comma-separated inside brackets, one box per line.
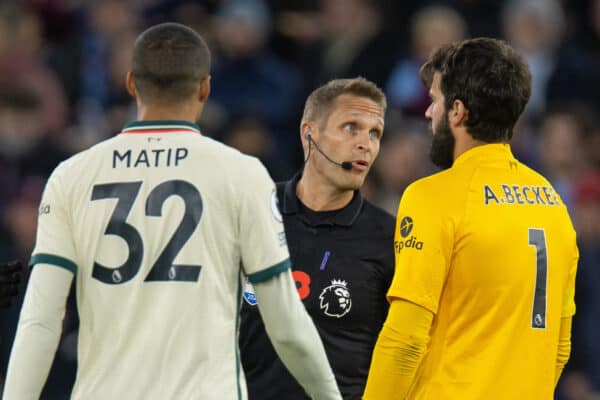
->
[132, 22, 211, 104]
[302, 77, 386, 129]
[420, 37, 531, 142]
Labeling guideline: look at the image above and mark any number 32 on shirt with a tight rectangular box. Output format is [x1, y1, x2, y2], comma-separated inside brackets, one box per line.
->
[91, 180, 202, 285]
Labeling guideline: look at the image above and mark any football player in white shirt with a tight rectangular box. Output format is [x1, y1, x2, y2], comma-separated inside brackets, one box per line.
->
[3, 22, 341, 400]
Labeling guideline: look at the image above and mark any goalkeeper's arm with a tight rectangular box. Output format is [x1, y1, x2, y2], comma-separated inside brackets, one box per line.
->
[555, 316, 572, 385]
[363, 298, 433, 399]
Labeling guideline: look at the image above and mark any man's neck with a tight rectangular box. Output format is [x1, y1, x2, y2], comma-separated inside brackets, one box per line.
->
[453, 126, 488, 161]
[136, 102, 202, 123]
[296, 169, 354, 211]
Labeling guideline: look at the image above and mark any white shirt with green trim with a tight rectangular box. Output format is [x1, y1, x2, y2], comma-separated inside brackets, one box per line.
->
[4, 121, 291, 400]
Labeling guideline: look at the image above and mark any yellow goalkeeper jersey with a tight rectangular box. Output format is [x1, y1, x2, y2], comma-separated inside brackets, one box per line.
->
[387, 143, 578, 399]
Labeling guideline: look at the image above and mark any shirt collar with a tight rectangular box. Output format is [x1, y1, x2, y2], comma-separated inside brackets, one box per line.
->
[452, 143, 515, 168]
[281, 172, 363, 227]
[120, 120, 201, 135]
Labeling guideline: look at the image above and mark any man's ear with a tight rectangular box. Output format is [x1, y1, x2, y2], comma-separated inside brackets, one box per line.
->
[198, 76, 211, 102]
[448, 99, 468, 127]
[301, 122, 316, 142]
[126, 71, 137, 98]
[300, 122, 314, 155]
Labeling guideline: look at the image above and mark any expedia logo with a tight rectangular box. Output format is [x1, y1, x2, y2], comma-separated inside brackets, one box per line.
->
[394, 236, 424, 252]
[399, 216, 413, 237]
[395, 216, 423, 252]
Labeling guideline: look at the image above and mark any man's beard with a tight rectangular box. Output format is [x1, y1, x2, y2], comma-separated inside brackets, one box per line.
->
[429, 114, 455, 169]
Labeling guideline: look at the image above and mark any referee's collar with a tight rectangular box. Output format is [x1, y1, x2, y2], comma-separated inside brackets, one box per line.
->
[120, 120, 201, 135]
[281, 172, 363, 227]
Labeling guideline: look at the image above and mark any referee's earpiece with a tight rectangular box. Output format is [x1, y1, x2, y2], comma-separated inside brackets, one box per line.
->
[306, 130, 312, 141]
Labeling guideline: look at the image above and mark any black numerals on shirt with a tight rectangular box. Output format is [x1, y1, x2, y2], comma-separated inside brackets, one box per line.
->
[144, 180, 202, 282]
[91, 182, 144, 284]
[91, 180, 203, 285]
[528, 228, 547, 329]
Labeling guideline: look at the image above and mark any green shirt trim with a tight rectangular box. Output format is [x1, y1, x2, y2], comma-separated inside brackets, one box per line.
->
[29, 253, 78, 274]
[122, 120, 200, 131]
[247, 259, 291, 284]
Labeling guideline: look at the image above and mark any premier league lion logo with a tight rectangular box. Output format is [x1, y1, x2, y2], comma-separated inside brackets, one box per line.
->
[319, 279, 352, 318]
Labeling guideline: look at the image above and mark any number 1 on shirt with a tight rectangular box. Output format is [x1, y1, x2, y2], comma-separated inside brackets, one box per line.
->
[528, 228, 547, 329]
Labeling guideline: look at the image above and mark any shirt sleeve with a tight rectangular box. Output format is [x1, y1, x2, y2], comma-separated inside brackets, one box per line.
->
[561, 239, 578, 317]
[555, 316, 572, 385]
[2, 264, 74, 400]
[363, 299, 433, 400]
[386, 182, 454, 315]
[30, 164, 78, 274]
[238, 159, 290, 282]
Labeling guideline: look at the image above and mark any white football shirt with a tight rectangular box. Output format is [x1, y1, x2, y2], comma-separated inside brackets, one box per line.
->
[28, 121, 290, 399]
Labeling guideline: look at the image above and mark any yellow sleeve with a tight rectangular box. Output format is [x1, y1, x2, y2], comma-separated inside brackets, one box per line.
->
[363, 299, 433, 400]
[561, 240, 578, 317]
[387, 182, 454, 314]
[555, 316, 572, 386]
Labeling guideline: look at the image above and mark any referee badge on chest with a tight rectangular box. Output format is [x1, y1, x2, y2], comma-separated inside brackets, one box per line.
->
[319, 279, 352, 318]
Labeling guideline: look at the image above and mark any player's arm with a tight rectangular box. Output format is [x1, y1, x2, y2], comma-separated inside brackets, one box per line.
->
[363, 298, 433, 399]
[2, 263, 73, 399]
[3, 163, 78, 399]
[555, 316, 572, 385]
[252, 266, 341, 400]
[0, 260, 23, 307]
[556, 240, 578, 385]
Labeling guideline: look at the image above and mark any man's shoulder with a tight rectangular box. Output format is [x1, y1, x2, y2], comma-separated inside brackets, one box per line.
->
[47, 140, 105, 181]
[411, 161, 486, 198]
[361, 199, 395, 234]
[404, 170, 457, 201]
[58, 134, 123, 168]
[514, 160, 555, 186]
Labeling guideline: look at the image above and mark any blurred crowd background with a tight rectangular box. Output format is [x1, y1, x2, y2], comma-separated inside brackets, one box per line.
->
[0, 0, 598, 398]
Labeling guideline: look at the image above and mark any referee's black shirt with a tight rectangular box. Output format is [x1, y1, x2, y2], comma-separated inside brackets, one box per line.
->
[240, 173, 395, 399]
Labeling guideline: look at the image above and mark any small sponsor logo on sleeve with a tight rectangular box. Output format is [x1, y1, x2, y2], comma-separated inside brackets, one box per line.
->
[39, 203, 51, 215]
[243, 277, 257, 306]
[271, 190, 283, 223]
[399, 216, 413, 237]
[277, 231, 287, 247]
[395, 216, 424, 252]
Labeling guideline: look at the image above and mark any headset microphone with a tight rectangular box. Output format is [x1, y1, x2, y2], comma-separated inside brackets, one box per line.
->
[306, 132, 353, 171]
[339, 160, 353, 170]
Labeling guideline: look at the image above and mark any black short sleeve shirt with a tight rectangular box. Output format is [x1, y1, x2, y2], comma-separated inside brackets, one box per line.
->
[240, 174, 395, 399]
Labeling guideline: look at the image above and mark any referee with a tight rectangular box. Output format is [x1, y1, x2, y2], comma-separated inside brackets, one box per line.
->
[240, 78, 395, 399]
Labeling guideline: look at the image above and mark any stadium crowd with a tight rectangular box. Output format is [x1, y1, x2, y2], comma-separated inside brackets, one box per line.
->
[0, 0, 598, 398]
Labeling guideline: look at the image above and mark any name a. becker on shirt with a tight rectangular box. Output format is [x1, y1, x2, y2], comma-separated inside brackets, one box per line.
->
[484, 184, 560, 206]
[112, 147, 188, 168]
